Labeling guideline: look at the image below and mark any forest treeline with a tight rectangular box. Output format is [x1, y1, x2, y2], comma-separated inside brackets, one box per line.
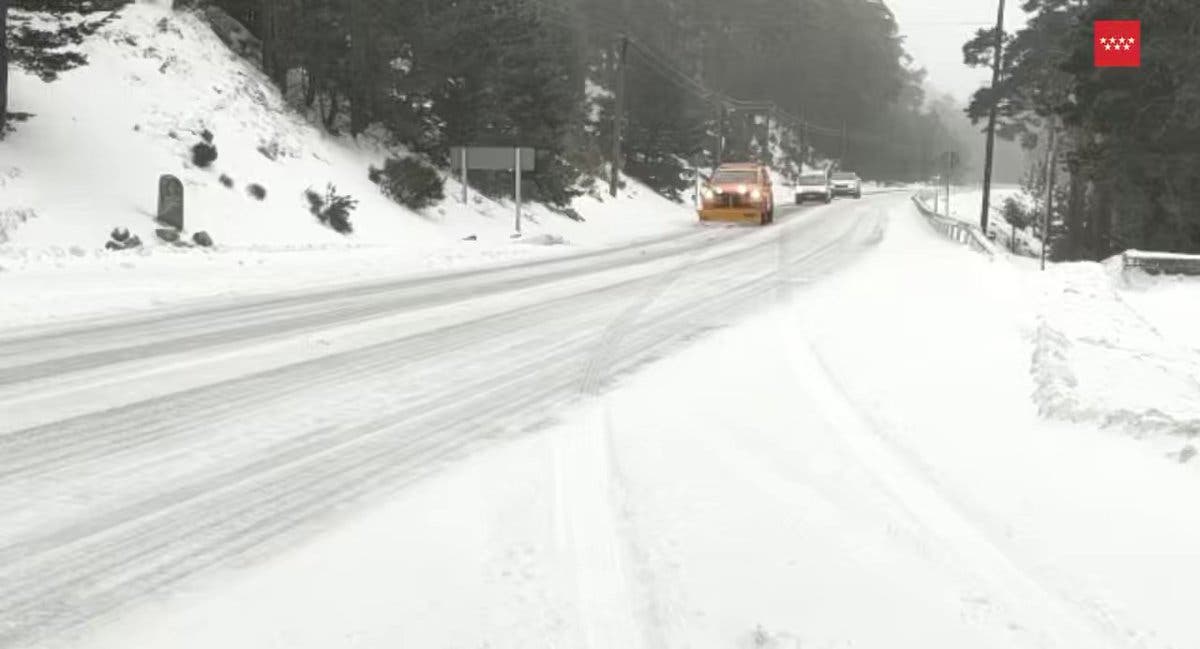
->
[965, 0, 1200, 257]
[2, 0, 964, 206]
[213, 0, 963, 203]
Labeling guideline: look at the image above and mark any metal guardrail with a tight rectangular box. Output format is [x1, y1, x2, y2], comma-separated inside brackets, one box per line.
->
[910, 194, 997, 259]
[1122, 251, 1200, 276]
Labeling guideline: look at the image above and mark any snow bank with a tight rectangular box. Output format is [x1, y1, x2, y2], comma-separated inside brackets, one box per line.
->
[1118, 270, 1200, 352]
[914, 186, 1199, 456]
[1032, 262, 1200, 456]
[794, 197, 1200, 649]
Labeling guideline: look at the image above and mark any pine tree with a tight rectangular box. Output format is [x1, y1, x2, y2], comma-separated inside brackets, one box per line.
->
[1, 0, 9, 134]
[968, 0, 1200, 257]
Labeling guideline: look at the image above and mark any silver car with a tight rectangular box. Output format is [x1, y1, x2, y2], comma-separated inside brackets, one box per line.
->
[831, 171, 863, 199]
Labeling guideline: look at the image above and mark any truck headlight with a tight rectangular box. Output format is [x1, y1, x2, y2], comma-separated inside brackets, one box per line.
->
[750, 189, 762, 201]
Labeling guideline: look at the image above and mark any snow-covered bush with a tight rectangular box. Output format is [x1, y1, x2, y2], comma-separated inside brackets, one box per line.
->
[305, 184, 357, 234]
[369, 157, 445, 210]
[247, 183, 267, 200]
[105, 227, 141, 251]
[191, 141, 218, 168]
[1001, 196, 1034, 231]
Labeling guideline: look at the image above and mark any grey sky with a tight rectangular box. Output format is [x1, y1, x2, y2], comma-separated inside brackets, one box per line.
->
[886, 0, 1029, 103]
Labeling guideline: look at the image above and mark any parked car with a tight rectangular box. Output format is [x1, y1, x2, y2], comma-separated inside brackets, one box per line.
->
[699, 163, 776, 226]
[794, 172, 833, 204]
[831, 171, 863, 199]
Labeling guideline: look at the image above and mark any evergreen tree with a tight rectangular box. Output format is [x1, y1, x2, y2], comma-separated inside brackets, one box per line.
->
[2, 0, 9, 134]
[966, 0, 1200, 257]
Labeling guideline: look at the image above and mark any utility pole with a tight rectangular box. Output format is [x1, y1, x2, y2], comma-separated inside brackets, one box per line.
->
[460, 147, 468, 205]
[979, 0, 1007, 235]
[1040, 118, 1059, 271]
[609, 34, 628, 198]
[945, 152, 953, 216]
[515, 147, 523, 234]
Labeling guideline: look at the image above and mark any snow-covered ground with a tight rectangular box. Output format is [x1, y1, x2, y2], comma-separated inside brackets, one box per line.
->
[921, 184, 1039, 257]
[1, 2, 697, 328]
[1120, 268, 1200, 352]
[48, 196, 1200, 649]
[1031, 260, 1200, 452]
[7, 4, 1199, 647]
[916, 184, 1199, 456]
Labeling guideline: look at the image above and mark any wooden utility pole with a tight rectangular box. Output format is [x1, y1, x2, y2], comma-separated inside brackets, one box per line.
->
[609, 34, 628, 198]
[979, 0, 1007, 235]
[945, 153, 953, 215]
[1, 0, 9, 133]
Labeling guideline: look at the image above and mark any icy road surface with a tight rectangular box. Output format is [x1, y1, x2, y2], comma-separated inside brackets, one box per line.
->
[5, 194, 1198, 649]
[0, 196, 883, 646]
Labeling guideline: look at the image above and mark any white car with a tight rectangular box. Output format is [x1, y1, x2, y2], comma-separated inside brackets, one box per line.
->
[794, 173, 833, 204]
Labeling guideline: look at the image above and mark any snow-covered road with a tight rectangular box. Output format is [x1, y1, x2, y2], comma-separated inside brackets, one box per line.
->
[0, 196, 885, 647]
[6, 193, 1199, 649]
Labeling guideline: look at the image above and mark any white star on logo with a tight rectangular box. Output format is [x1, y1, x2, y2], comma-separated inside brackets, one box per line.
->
[1105, 43, 1112, 50]
[1124, 43, 1132, 50]
[1128, 37, 1136, 45]
[1100, 37, 1108, 44]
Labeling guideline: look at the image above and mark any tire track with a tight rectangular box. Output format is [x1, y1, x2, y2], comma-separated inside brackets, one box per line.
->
[0, 226, 736, 383]
[0, 202, 882, 648]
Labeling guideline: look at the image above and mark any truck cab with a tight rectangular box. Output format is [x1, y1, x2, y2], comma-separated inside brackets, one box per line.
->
[699, 163, 776, 226]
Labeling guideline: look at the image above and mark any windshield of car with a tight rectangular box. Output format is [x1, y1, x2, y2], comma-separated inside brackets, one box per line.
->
[799, 174, 827, 184]
[832, 173, 858, 180]
[711, 170, 758, 184]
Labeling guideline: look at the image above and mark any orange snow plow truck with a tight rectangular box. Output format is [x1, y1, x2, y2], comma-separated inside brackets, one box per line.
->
[698, 163, 775, 225]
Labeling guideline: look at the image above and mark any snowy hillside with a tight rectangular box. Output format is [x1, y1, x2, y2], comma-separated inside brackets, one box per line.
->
[1, 1, 693, 253]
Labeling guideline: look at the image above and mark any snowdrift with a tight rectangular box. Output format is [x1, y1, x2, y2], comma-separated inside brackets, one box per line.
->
[1033, 262, 1200, 458]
